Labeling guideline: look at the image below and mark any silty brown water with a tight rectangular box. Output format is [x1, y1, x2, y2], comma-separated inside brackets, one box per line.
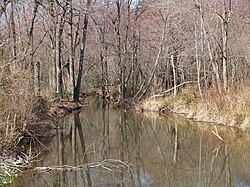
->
[13, 99, 250, 187]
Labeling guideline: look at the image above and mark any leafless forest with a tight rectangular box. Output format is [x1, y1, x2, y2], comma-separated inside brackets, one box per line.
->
[0, 0, 250, 123]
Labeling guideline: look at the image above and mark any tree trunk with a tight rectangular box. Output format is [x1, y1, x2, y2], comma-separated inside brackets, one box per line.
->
[34, 61, 41, 96]
[195, 23, 203, 99]
[55, 1, 68, 97]
[55, 25, 63, 96]
[100, 34, 108, 99]
[137, 15, 167, 99]
[231, 61, 236, 87]
[221, 0, 231, 91]
[68, 0, 75, 97]
[74, 0, 91, 102]
[171, 54, 177, 97]
[199, 1, 206, 94]
[199, 3, 222, 93]
[29, 1, 39, 96]
[0, 1, 9, 18]
[48, 0, 56, 95]
[131, 6, 140, 97]
[95, 5, 109, 99]
[115, 0, 125, 102]
[10, 0, 17, 71]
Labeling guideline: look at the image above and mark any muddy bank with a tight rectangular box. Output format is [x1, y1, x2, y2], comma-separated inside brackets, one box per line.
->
[50, 100, 84, 117]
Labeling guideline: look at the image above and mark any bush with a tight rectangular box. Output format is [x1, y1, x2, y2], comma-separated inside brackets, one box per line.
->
[0, 67, 39, 144]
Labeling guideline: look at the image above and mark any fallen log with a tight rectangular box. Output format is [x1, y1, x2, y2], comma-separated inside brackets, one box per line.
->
[29, 159, 133, 173]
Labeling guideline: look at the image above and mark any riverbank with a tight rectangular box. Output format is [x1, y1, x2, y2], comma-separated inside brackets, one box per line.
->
[1, 91, 249, 185]
[137, 87, 250, 130]
[9, 96, 250, 186]
[0, 95, 89, 185]
[1, 97, 86, 146]
[1, 87, 250, 184]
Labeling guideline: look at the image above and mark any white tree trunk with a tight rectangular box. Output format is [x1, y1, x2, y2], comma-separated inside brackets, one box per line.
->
[171, 54, 177, 97]
[34, 61, 41, 96]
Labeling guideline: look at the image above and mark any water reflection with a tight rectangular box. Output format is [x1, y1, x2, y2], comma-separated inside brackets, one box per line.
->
[101, 100, 110, 160]
[13, 99, 250, 187]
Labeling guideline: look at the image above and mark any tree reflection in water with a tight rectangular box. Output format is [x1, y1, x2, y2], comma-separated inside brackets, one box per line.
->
[101, 100, 110, 160]
[13, 99, 250, 187]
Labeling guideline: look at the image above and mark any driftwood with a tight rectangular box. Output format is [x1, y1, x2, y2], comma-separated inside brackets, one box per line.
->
[31, 159, 133, 173]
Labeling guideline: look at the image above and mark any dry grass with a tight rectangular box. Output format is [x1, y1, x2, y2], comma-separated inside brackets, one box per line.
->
[0, 67, 50, 152]
[142, 85, 250, 129]
[140, 98, 164, 112]
[203, 86, 250, 126]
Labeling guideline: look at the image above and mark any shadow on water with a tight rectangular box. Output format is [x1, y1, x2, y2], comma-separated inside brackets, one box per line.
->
[12, 99, 250, 187]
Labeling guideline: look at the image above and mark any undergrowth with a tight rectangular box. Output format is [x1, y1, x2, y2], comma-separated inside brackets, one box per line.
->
[148, 85, 250, 128]
[0, 68, 52, 157]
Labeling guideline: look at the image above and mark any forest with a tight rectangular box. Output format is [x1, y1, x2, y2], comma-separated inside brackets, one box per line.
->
[1, 0, 250, 185]
[0, 0, 250, 144]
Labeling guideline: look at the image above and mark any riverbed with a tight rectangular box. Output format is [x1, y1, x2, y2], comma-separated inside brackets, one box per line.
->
[12, 99, 250, 187]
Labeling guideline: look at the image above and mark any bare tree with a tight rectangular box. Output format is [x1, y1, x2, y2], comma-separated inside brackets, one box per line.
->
[114, 0, 125, 102]
[136, 10, 167, 99]
[10, 0, 17, 71]
[220, 0, 231, 91]
[67, 0, 75, 97]
[74, 0, 92, 102]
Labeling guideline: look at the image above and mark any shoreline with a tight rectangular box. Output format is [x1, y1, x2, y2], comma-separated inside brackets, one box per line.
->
[137, 94, 250, 131]
[0, 98, 86, 182]
[1, 93, 249, 184]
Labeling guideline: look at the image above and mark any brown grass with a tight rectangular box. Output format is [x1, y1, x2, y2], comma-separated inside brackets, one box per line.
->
[141, 85, 250, 129]
[0, 67, 52, 154]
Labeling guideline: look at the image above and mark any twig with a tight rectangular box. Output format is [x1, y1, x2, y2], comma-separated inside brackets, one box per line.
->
[211, 126, 223, 141]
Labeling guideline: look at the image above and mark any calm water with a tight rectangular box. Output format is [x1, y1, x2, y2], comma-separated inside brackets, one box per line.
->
[12, 99, 250, 187]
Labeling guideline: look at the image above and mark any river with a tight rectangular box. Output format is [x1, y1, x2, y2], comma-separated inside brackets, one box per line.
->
[12, 99, 250, 187]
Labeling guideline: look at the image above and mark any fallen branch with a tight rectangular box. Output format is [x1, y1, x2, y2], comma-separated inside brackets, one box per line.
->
[151, 80, 197, 98]
[30, 159, 133, 173]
